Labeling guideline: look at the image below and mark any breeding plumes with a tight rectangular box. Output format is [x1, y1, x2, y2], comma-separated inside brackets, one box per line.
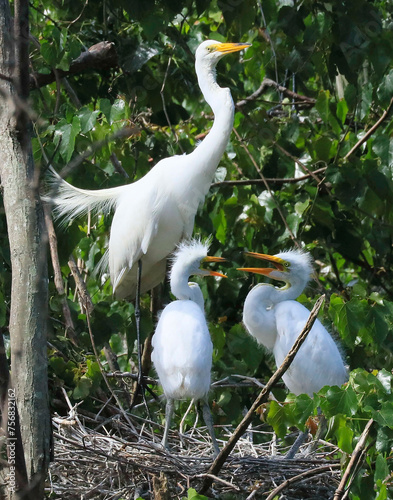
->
[46, 40, 249, 300]
[239, 250, 348, 457]
[151, 239, 225, 454]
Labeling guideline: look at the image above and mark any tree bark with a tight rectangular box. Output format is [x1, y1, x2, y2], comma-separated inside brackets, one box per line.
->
[0, 0, 50, 497]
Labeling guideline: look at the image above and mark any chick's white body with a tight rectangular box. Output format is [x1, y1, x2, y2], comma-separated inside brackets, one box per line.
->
[151, 239, 222, 454]
[242, 250, 348, 397]
[152, 299, 212, 401]
[273, 300, 347, 397]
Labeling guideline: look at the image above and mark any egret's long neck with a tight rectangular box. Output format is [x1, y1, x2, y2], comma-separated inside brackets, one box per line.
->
[190, 59, 234, 175]
[170, 265, 205, 310]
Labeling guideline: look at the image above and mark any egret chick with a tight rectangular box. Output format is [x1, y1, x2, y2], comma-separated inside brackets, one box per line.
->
[239, 250, 348, 457]
[151, 239, 225, 455]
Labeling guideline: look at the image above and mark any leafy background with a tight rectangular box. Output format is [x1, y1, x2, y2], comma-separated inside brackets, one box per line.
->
[3, 0, 393, 498]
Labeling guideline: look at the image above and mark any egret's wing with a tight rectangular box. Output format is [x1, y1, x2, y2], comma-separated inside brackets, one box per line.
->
[110, 182, 162, 294]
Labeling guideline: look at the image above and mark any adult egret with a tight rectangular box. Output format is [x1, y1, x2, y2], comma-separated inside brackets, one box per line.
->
[151, 239, 225, 455]
[47, 40, 250, 300]
[238, 250, 348, 457]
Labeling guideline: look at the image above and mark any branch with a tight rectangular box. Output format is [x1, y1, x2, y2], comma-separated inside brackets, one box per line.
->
[265, 463, 341, 500]
[198, 295, 326, 495]
[211, 167, 327, 188]
[344, 97, 393, 160]
[236, 78, 316, 109]
[44, 205, 77, 343]
[333, 418, 374, 500]
[30, 41, 118, 89]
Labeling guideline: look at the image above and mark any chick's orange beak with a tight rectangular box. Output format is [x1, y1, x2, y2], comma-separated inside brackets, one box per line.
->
[201, 255, 227, 278]
[243, 252, 286, 272]
[236, 267, 274, 277]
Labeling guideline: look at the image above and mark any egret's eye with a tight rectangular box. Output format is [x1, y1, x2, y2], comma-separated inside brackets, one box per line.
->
[284, 262, 290, 268]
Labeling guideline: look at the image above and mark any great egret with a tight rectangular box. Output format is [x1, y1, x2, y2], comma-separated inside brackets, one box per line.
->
[47, 40, 250, 300]
[151, 239, 225, 455]
[238, 250, 348, 457]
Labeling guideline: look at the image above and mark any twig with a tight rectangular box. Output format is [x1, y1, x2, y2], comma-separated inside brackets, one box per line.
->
[85, 311, 138, 434]
[265, 463, 341, 500]
[44, 205, 77, 342]
[333, 418, 374, 500]
[30, 41, 119, 89]
[344, 97, 393, 160]
[236, 77, 315, 109]
[199, 295, 326, 495]
[68, 255, 94, 314]
[273, 141, 324, 186]
[210, 167, 327, 188]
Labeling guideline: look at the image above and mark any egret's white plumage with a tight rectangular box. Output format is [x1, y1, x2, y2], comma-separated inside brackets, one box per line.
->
[240, 250, 348, 458]
[151, 239, 225, 454]
[240, 250, 348, 397]
[46, 40, 249, 299]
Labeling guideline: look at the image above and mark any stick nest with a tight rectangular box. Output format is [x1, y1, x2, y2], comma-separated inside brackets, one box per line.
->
[47, 400, 342, 499]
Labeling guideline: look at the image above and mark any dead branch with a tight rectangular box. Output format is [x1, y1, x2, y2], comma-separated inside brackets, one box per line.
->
[333, 418, 374, 500]
[199, 295, 326, 495]
[44, 205, 77, 342]
[67, 255, 94, 314]
[266, 463, 341, 500]
[344, 97, 393, 160]
[236, 77, 316, 109]
[30, 41, 118, 89]
[211, 167, 327, 188]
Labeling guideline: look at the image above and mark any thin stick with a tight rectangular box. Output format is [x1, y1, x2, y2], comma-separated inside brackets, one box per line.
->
[266, 463, 341, 500]
[44, 205, 77, 342]
[199, 295, 326, 495]
[211, 167, 327, 188]
[84, 312, 138, 434]
[344, 97, 393, 160]
[333, 418, 374, 500]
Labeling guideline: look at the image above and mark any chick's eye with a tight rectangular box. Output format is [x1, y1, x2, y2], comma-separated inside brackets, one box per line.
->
[284, 262, 290, 268]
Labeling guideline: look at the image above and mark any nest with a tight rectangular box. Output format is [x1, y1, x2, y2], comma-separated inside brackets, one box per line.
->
[47, 394, 343, 500]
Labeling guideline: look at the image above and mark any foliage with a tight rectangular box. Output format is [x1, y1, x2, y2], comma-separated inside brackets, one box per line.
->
[2, 0, 393, 497]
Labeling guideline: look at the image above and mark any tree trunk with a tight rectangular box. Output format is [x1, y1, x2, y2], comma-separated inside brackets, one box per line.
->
[0, 0, 50, 497]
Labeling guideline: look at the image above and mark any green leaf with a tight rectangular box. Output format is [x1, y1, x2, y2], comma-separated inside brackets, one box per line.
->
[73, 376, 92, 400]
[318, 385, 358, 417]
[110, 99, 127, 124]
[374, 401, 393, 428]
[315, 90, 330, 123]
[375, 454, 389, 483]
[185, 488, 208, 500]
[267, 400, 289, 438]
[78, 107, 100, 134]
[54, 116, 81, 163]
[336, 98, 348, 124]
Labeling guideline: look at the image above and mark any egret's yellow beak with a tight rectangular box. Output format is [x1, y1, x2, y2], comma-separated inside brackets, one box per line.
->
[237, 252, 287, 276]
[214, 42, 251, 54]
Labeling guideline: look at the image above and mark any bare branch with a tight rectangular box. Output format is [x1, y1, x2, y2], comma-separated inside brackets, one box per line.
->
[266, 463, 341, 500]
[236, 78, 316, 109]
[344, 97, 393, 160]
[30, 41, 118, 89]
[199, 295, 326, 495]
[333, 419, 374, 500]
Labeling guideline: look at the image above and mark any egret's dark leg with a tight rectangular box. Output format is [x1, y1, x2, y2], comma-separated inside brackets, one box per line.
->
[162, 398, 174, 450]
[202, 398, 220, 456]
[285, 429, 309, 459]
[132, 259, 151, 417]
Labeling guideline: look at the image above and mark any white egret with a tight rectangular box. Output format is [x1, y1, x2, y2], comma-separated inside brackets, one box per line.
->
[238, 250, 348, 457]
[47, 40, 250, 300]
[151, 239, 225, 455]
